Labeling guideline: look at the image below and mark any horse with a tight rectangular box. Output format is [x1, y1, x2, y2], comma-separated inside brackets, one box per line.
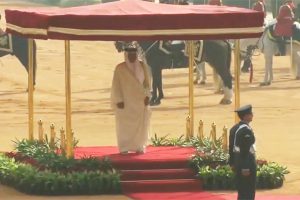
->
[115, 40, 232, 106]
[0, 33, 37, 86]
[240, 22, 300, 86]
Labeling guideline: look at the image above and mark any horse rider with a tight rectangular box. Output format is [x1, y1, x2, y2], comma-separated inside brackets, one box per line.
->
[208, 0, 222, 6]
[252, 0, 267, 19]
[274, 0, 296, 56]
[240, 0, 267, 73]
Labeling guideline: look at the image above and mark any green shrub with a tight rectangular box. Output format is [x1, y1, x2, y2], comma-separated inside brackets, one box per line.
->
[197, 162, 289, 190]
[198, 165, 235, 190]
[0, 154, 121, 195]
[151, 135, 289, 190]
[0, 139, 121, 194]
[151, 134, 188, 146]
[8, 139, 113, 173]
[256, 162, 289, 189]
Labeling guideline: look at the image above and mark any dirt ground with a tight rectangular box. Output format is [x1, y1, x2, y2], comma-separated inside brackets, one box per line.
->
[1, 1, 300, 199]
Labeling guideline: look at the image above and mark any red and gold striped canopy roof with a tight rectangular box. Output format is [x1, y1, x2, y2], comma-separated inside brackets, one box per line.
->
[5, 0, 264, 40]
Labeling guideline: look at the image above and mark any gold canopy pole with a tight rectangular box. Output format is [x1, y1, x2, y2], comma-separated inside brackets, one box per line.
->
[65, 40, 73, 158]
[28, 39, 34, 140]
[187, 41, 194, 139]
[234, 40, 241, 123]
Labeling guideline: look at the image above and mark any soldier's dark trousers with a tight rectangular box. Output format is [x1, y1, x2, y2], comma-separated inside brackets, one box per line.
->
[236, 173, 256, 200]
[235, 153, 257, 200]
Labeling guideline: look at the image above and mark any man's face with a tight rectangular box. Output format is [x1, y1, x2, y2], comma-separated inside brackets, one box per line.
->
[244, 113, 253, 122]
[128, 52, 137, 63]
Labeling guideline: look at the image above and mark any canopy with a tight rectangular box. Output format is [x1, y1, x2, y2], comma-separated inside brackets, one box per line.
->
[5, 0, 264, 40]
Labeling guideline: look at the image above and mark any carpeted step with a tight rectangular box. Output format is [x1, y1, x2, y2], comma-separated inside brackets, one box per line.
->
[121, 179, 202, 193]
[126, 191, 234, 200]
[75, 146, 196, 170]
[126, 193, 300, 200]
[121, 168, 196, 181]
[113, 158, 190, 170]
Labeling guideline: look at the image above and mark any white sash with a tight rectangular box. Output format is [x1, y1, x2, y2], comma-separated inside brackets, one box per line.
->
[233, 124, 256, 154]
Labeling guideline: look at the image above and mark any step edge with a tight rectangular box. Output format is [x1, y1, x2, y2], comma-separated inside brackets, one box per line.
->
[120, 168, 194, 172]
[121, 178, 200, 183]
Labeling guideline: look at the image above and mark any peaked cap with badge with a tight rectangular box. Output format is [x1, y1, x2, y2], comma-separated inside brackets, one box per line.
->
[235, 104, 252, 119]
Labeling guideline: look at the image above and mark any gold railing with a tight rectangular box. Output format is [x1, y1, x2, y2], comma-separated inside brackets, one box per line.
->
[36, 120, 74, 154]
[187, 118, 228, 151]
[185, 115, 191, 141]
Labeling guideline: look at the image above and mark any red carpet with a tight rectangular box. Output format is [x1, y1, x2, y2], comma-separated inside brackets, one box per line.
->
[75, 146, 195, 169]
[127, 191, 231, 200]
[74, 146, 300, 200]
[75, 146, 204, 196]
[121, 168, 195, 180]
[221, 194, 300, 200]
[127, 193, 300, 200]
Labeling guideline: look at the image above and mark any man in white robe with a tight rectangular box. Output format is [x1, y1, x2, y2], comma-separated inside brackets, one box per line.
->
[111, 45, 151, 154]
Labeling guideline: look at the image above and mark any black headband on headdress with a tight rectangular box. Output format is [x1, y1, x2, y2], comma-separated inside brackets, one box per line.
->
[124, 43, 137, 52]
[124, 47, 137, 52]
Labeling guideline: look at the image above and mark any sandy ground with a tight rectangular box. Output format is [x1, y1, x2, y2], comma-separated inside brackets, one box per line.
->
[1, 1, 300, 199]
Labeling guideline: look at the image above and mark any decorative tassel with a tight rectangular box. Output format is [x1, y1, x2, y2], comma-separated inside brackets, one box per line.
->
[210, 122, 217, 150]
[198, 120, 204, 144]
[222, 126, 228, 151]
[60, 128, 66, 154]
[50, 124, 56, 148]
[186, 116, 191, 140]
[38, 120, 44, 142]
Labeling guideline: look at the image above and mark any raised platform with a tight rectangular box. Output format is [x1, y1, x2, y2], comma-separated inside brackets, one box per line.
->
[74, 146, 300, 200]
[75, 146, 203, 195]
[75, 146, 196, 169]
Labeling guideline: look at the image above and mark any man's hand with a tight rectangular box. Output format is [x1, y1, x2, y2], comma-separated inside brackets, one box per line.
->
[144, 96, 150, 106]
[117, 102, 124, 109]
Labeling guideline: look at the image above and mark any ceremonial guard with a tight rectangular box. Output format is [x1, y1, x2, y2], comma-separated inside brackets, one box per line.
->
[208, 0, 222, 6]
[229, 105, 256, 200]
[274, 0, 296, 56]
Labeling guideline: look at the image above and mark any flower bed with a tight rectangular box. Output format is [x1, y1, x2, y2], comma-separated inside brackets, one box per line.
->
[194, 161, 288, 190]
[0, 135, 290, 194]
[0, 139, 121, 195]
[151, 134, 290, 190]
